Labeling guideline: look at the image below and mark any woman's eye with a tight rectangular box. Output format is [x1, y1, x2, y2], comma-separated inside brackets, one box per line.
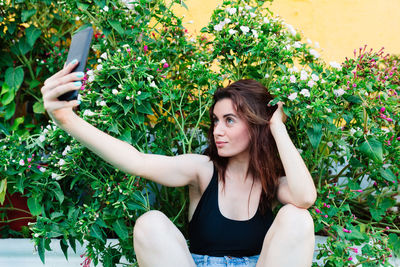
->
[213, 119, 219, 125]
[226, 117, 234, 124]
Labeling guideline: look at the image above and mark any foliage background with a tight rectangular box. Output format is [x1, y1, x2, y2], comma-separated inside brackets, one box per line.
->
[0, 0, 399, 266]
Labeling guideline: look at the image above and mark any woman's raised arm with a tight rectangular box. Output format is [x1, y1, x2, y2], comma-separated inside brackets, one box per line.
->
[41, 60, 207, 188]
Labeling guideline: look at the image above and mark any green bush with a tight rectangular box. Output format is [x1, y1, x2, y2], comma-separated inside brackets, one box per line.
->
[1, 0, 399, 266]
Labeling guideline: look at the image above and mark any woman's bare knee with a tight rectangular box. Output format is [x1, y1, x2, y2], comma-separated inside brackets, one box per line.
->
[133, 210, 169, 243]
[274, 204, 314, 241]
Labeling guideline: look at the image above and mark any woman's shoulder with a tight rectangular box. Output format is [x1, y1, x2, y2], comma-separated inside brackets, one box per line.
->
[183, 154, 214, 191]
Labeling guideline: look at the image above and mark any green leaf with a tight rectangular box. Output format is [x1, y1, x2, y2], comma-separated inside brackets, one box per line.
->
[126, 200, 146, 211]
[1, 82, 10, 95]
[60, 239, 68, 260]
[26, 26, 42, 47]
[11, 116, 24, 131]
[359, 138, 383, 163]
[68, 236, 76, 253]
[52, 182, 64, 204]
[77, 2, 90, 10]
[27, 197, 42, 216]
[22, 9, 37, 22]
[112, 219, 129, 240]
[0, 179, 7, 205]
[90, 224, 105, 243]
[306, 123, 322, 149]
[388, 233, 400, 257]
[122, 102, 133, 115]
[38, 238, 45, 264]
[380, 168, 396, 183]
[18, 38, 32, 55]
[109, 20, 124, 35]
[137, 102, 153, 115]
[1, 88, 14, 105]
[5, 66, 24, 91]
[119, 129, 132, 144]
[33, 101, 45, 114]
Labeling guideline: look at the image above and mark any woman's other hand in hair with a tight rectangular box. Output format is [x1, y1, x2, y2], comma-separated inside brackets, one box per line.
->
[269, 101, 287, 128]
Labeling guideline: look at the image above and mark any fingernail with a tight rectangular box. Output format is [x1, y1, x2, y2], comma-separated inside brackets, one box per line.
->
[74, 81, 82, 87]
[71, 59, 78, 65]
[76, 72, 84, 78]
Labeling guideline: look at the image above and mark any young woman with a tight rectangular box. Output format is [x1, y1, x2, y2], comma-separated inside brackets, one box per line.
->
[41, 60, 317, 267]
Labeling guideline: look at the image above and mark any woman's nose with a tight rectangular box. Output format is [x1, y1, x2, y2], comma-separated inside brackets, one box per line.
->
[213, 123, 225, 136]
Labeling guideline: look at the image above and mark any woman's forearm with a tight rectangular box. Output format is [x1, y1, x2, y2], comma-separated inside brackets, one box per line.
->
[54, 111, 143, 175]
[270, 122, 317, 207]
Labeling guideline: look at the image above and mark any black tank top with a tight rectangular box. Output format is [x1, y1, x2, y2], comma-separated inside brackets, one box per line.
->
[188, 165, 274, 257]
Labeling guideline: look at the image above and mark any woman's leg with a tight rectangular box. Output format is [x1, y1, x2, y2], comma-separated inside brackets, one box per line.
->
[133, 210, 196, 267]
[256, 204, 315, 267]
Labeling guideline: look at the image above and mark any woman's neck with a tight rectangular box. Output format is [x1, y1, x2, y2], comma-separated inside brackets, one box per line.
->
[226, 153, 251, 183]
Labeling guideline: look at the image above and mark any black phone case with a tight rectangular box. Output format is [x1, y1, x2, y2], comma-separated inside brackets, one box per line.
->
[58, 27, 93, 101]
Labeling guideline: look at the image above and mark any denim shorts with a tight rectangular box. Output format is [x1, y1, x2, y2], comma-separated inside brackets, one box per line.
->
[191, 253, 259, 267]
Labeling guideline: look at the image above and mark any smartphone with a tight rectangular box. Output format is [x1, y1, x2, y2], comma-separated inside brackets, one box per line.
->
[58, 27, 94, 101]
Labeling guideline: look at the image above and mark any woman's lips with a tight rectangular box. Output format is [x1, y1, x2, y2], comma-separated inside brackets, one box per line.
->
[215, 141, 227, 148]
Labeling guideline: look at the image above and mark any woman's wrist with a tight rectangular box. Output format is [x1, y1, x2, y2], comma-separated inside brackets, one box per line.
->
[269, 121, 287, 137]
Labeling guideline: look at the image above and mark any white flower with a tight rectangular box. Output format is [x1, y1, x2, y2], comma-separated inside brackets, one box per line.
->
[83, 110, 95, 116]
[285, 44, 291, 50]
[224, 18, 231, 24]
[288, 92, 298, 101]
[39, 167, 46, 172]
[100, 101, 106, 106]
[112, 89, 118, 95]
[34, 233, 39, 238]
[327, 141, 333, 148]
[100, 52, 108, 60]
[149, 81, 157, 88]
[249, 12, 256, 18]
[350, 128, 357, 135]
[62, 145, 71, 156]
[103, 6, 109, 12]
[39, 135, 45, 142]
[19, 159, 25, 166]
[329, 61, 342, 70]
[288, 66, 299, 73]
[227, 7, 237, 15]
[43, 129, 48, 134]
[265, 73, 270, 78]
[307, 38, 312, 44]
[245, 5, 252, 10]
[240, 26, 250, 34]
[306, 105, 312, 109]
[311, 74, 319, 81]
[214, 23, 224, 32]
[314, 42, 320, 49]
[333, 88, 345, 97]
[189, 37, 196, 42]
[326, 108, 332, 113]
[251, 29, 258, 38]
[137, 91, 142, 95]
[52, 173, 63, 180]
[300, 88, 310, 97]
[87, 70, 94, 76]
[126, 96, 130, 100]
[290, 75, 297, 83]
[307, 80, 316, 87]
[309, 49, 320, 58]
[263, 17, 270, 24]
[96, 64, 103, 71]
[285, 24, 296, 36]
[321, 79, 326, 84]
[293, 41, 302, 48]
[88, 75, 95, 82]
[75, 16, 80, 21]
[228, 29, 237, 35]
[160, 59, 166, 64]
[300, 70, 308, 80]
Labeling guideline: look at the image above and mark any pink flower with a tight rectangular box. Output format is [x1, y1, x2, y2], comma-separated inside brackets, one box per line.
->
[386, 118, 393, 122]
[28, 165, 31, 168]
[163, 63, 169, 68]
[315, 208, 321, 214]
[343, 228, 351, 233]
[324, 215, 328, 218]
[397, 137, 400, 141]
[380, 107, 386, 113]
[355, 189, 363, 193]
[144, 45, 148, 52]
[27, 158, 32, 163]
[348, 257, 353, 261]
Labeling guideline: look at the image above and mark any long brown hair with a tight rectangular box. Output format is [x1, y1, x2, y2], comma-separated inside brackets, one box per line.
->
[205, 79, 285, 211]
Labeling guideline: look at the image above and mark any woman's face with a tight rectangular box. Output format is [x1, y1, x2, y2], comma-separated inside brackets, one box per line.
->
[212, 98, 251, 159]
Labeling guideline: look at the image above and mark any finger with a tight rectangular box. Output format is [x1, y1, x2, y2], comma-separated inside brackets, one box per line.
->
[44, 81, 82, 100]
[42, 72, 84, 95]
[46, 99, 80, 113]
[45, 59, 80, 85]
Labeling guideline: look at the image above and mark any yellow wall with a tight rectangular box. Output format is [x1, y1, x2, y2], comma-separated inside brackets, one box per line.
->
[172, 0, 400, 63]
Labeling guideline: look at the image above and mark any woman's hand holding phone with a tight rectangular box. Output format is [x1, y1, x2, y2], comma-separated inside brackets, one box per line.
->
[41, 60, 83, 126]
